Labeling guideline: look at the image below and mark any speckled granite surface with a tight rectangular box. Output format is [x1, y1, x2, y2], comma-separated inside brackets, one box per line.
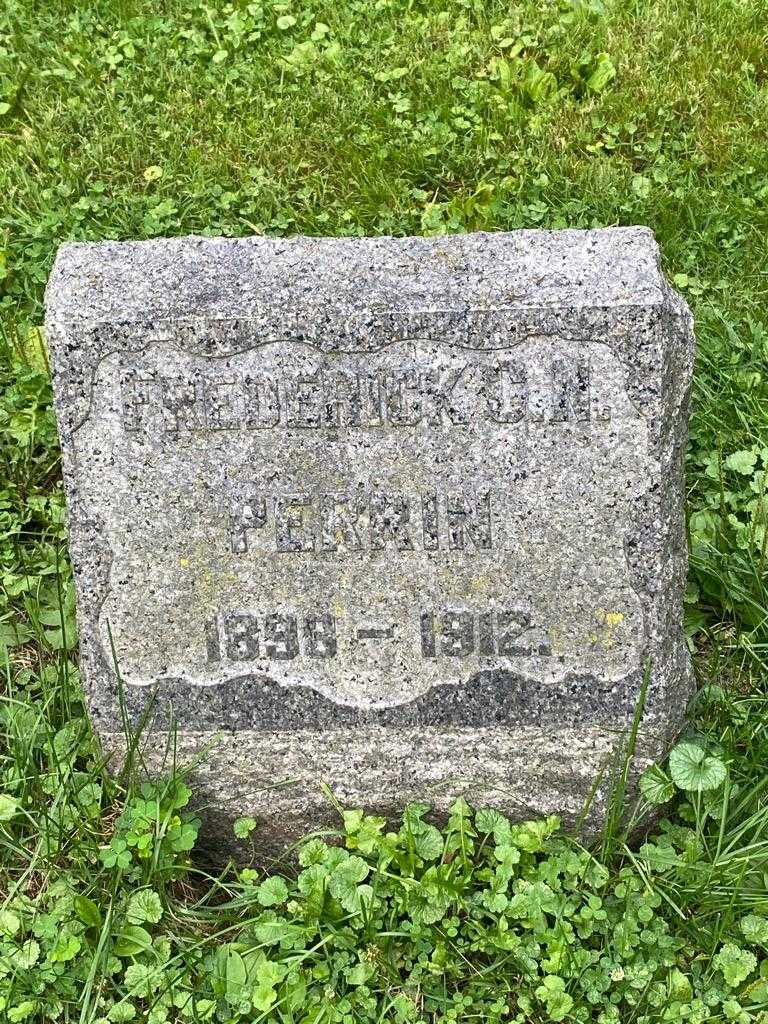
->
[45, 228, 695, 845]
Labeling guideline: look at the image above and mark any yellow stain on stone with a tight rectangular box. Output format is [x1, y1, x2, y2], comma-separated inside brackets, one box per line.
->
[548, 626, 565, 655]
[602, 611, 625, 628]
[179, 557, 190, 568]
[468, 574, 492, 594]
[594, 608, 625, 648]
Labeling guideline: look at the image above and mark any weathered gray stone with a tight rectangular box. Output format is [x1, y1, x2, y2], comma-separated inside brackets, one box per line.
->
[45, 228, 694, 845]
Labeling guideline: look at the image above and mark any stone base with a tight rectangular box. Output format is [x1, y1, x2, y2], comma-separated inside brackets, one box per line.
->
[103, 721, 679, 861]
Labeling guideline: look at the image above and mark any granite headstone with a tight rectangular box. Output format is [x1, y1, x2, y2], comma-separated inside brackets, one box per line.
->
[45, 228, 694, 843]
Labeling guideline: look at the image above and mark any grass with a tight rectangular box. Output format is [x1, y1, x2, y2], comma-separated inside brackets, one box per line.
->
[1, 0, 768, 1021]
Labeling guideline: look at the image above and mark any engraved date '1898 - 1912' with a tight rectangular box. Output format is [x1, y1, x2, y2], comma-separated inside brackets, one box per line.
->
[204, 607, 552, 664]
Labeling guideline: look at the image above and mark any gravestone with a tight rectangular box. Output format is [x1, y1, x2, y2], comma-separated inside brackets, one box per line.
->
[45, 227, 694, 843]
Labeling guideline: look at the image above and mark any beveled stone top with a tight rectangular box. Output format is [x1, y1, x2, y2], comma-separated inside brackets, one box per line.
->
[46, 228, 667, 329]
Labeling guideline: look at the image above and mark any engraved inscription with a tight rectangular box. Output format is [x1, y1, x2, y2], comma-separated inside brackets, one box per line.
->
[420, 608, 551, 658]
[120, 356, 610, 435]
[205, 606, 551, 663]
[89, 334, 648, 709]
[228, 491, 493, 554]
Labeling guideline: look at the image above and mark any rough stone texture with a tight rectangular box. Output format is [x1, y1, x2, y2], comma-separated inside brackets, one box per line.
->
[45, 228, 695, 846]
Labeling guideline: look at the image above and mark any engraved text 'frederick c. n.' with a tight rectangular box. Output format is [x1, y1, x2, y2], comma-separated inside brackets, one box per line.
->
[120, 356, 609, 434]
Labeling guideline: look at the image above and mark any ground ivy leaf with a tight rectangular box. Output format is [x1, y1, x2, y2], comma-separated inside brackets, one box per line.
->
[107, 1001, 137, 1023]
[124, 962, 156, 998]
[0, 909, 21, 936]
[127, 889, 163, 925]
[347, 961, 375, 985]
[725, 449, 759, 474]
[329, 855, 369, 902]
[298, 839, 329, 866]
[639, 764, 676, 804]
[233, 816, 258, 839]
[534, 975, 574, 1022]
[343, 809, 364, 834]
[669, 742, 727, 791]
[414, 824, 443, 860]
[49, 931, 82, 963]
[257, 876, 289, 907]
[740, 915, 768, 946]
[475, 808, 512, 841]
[714, 943, 757, 987]
[17, 939, 40, 970]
